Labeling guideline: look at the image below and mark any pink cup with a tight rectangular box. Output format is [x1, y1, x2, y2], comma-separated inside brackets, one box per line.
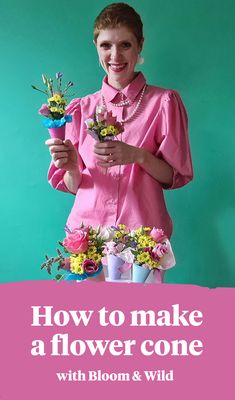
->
[48, 125, 65, 140]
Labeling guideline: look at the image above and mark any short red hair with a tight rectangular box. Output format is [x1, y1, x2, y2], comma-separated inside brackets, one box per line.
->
[93, 3, 144, 46]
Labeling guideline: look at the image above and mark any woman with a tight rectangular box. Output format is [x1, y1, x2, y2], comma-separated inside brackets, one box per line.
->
[46, 3, 193, 282]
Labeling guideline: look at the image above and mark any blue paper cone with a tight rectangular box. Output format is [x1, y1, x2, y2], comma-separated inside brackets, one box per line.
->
[64, 273, 87, 281]
[107, 254, 125, 280]
[132, 263, 151, 283]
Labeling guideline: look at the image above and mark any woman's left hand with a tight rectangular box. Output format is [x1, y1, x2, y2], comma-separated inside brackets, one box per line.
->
[93, 140, 144, 167]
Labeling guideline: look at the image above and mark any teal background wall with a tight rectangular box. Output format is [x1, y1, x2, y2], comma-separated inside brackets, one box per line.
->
[1, 0, 234, 286]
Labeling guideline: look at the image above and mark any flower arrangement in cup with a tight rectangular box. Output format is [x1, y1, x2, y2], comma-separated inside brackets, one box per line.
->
[32, 72, 74, 138]
[40, 224, 106, 281]
[105, 224, 135, 263]
[104, 224, 136, 280]
[85, 105, 124, 142]
[130, 227, 176, 273]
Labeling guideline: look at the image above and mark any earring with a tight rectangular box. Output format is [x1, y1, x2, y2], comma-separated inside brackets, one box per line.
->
[137, 54, 144, 65]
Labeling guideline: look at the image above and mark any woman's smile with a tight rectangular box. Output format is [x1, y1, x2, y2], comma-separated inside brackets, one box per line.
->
[108, 63, 127, 72]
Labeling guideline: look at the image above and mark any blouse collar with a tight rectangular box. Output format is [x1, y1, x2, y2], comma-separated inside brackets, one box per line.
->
[101, 72, 146, 104]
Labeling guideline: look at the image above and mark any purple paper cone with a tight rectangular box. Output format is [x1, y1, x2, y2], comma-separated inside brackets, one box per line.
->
[107, 254, 125, 280]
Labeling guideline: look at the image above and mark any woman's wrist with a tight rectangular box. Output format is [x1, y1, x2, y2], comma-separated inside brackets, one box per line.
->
[135, 148, 173, 186]
[135, 147, 148, 165]
[63, 168, 81, 194]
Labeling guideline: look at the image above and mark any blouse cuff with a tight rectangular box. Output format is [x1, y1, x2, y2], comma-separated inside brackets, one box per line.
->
[47, 162, 76, 195]
[163, 167, 193, 190]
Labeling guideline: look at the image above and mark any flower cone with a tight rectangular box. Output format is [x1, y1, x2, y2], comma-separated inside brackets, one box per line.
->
[48, 125, 65, 140]
[132, 263, 151, 283]
[107, 254, 125, 280]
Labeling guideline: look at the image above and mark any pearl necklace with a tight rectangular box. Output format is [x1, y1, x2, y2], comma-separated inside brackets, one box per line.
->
[112, 99, 131, 107]
[102, 84, 147, 124]
[111, 93, 131, 107]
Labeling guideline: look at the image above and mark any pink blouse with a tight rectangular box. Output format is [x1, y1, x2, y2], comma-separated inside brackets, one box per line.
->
[48, 72, 193, 238]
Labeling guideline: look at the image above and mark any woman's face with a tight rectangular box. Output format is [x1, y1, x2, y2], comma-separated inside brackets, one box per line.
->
[95, 26, 142, 90]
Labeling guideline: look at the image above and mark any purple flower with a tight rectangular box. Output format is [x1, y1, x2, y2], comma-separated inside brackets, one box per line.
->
[67, 81, 74, 88]
[56, 72, 63, 79]
[38, 103, 50, 116]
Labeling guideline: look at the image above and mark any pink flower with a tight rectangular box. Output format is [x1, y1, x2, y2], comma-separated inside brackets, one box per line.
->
[59, 257, 70, 271]
[157, 239, 176, 270]
[150, 228, 167, 243]
[63, 230, 89, 254]
[105, 241, 125, 255]
[38, 103, 50, 116]
[83, 259, 99, 274]
[97, 110, 115, 124]
[105, 111, 117, 126]
[96, 108, 122, 128]
[115, 121, 124, 133]
[152, 243, 168, 259]
[144, 247, 159, 261]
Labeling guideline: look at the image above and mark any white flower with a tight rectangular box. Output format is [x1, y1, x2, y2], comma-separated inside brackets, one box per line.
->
[118, 247, 135, 264]
[96, 105, 107, 114]
[99, 227, 115, 241]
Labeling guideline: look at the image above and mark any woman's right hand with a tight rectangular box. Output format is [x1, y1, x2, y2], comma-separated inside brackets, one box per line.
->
[45, 138, 78, 172]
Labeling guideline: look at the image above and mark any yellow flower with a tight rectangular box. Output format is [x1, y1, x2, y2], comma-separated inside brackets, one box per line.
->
[148, 260, 159, 270]
[114, 231, 123, 239]
[107, 125, 118, 135]
[137, 252, 151, 264]
[88, 245, 96, 254]
[134, 228, 143, 237]
[58, 108, 64, 114]
[100, 128, 108, 137]
[137, 235, 155, 248]
[143, 227, 151, 232]
[70, 255, 85, 274]
[92, 254, 102, 264]
[48, 94, 63, 104]
[49, 106, 59, 113]
[54, 94, 63, 103]
[118, 224, 126, 230]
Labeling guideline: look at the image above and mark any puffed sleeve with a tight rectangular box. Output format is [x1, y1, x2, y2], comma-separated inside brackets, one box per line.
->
[156, 90, 193, 189]
[47, 98, 83, 193]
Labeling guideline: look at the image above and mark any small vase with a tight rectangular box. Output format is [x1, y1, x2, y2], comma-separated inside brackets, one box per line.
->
[132, 263, 151, 283]
[48, 125, 65, 140]
[107, 254, 125, 280]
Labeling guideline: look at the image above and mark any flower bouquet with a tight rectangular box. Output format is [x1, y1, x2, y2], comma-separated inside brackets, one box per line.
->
[32, 72, 74, 139]
[105, 224, 135, 280]
[129, 227, 176, 283]
[40, 224, 106, 282]
[85, 105, 124, 142]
